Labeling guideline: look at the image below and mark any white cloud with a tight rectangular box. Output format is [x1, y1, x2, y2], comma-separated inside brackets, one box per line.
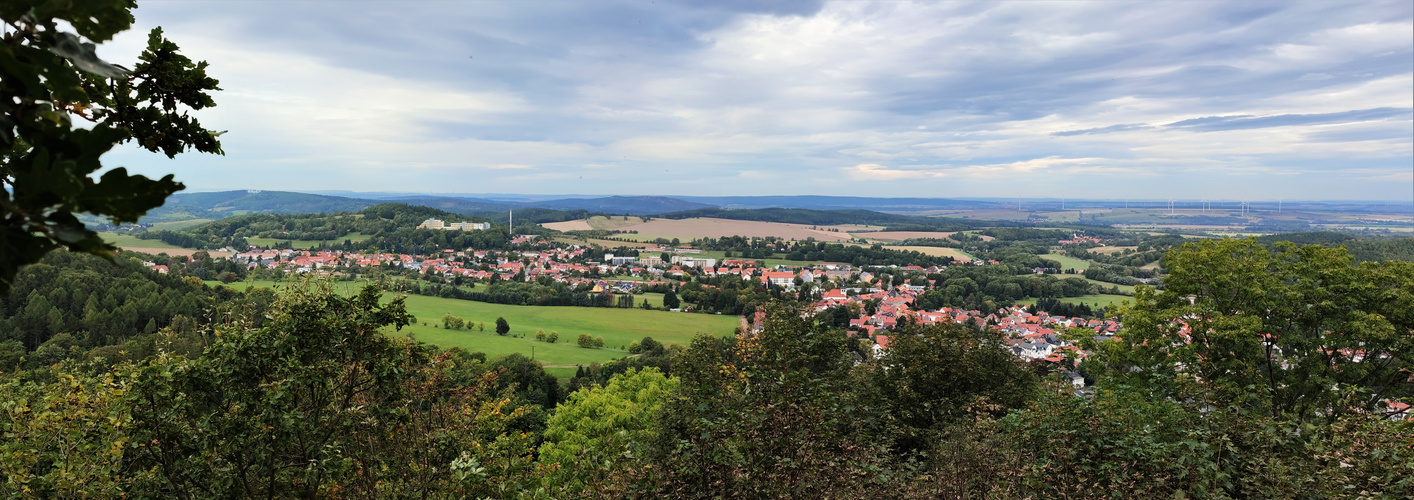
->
[96, 1, 1412, 199]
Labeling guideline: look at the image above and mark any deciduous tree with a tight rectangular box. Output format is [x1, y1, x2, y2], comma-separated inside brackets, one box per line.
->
[1, 2, 224, 294]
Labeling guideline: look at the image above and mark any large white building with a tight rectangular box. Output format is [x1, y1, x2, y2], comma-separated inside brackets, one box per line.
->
[417, 219, 491, 231]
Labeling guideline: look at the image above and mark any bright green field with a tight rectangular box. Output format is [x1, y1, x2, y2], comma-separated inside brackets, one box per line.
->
[1041, 253, 1092, 271]
[1016, 294, 1133, 309]
[687, 249, 840, 269]
[100, 232, 183, 249]
[207, 280, 737, 367]
[246, 232, 371, 249]
[1082, 278, 1136, 295]
[150, 218, 214, 231]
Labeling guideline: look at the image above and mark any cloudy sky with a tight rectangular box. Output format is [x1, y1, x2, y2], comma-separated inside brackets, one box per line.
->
[100, 0, 1412, 200]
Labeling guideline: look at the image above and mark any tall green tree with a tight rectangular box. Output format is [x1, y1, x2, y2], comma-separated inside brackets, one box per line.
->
[123, 281, 545, 497]
[1, 0, 224, 294]
[540, 367, 678, 496]
[1089, 239, 1414, 425]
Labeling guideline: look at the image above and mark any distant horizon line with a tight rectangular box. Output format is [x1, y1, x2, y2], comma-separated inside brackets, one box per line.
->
[172, 189, 1414, 206]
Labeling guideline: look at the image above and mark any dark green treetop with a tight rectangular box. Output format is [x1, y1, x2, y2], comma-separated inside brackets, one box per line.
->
[1, 0, 223, 294]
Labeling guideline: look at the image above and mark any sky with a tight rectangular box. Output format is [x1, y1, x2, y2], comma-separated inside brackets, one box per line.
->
[98, 0, 1413, 201]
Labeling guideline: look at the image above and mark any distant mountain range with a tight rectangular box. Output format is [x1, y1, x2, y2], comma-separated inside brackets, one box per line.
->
[127, 191, 720, 224]
[116, 190, 1411, 227]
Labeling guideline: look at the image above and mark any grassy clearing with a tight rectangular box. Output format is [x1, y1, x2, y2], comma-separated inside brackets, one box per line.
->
[1016, 294, 1133, 309]
[207, 280, 737, 367]
[101, 232, 183, 249]
[1082, 278, 1136, 295]
[150, 218, 214, 231]
[1041, 253, 1092, 271]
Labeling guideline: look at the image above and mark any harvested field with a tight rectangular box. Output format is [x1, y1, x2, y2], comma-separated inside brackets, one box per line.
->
[119, 247, 231, 258]
[542, 220, 593, 231]
[613, 218, 855, 242]
[1089, 246, 1136, 255]
[1116, 224, 1245, 230]
[852, 231, 957, 241]
[586, 215, 645, 230]
[885, 246, 973, 262]
[552, 236, 651, 248]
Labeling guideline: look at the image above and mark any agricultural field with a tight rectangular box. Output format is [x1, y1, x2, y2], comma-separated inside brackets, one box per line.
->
[207, 280, 738, 368]
[850, 231, 957, 241]
[1016, 294, 1133, 309]
[879, 245, 974, 262]
[542, 215, 645, 232]
[1041, 253, 1092, 271]
[150, 218, 214, 231]
[552, 217, 856, 242]
[1088, 245, 1136, 255]
[1082, 278, 1136, 295]
[101, 231, 231, 258]
[552, 236, 652, 248]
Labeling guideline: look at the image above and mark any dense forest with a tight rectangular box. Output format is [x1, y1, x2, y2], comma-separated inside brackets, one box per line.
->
[0, 251, 252, 369]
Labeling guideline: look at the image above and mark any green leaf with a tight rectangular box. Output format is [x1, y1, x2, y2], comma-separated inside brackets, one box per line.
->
[46, 33, 128, 78]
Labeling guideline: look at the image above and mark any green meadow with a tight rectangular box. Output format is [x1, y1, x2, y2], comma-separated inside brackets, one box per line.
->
[100, 232, 183, 250]
[1040, 253, 1092, 271]
[207, 280, 738, 368]
[149, 218, 214, 231]
[1082, 278, 1136, 294]
[1016, 294, 1133, 309]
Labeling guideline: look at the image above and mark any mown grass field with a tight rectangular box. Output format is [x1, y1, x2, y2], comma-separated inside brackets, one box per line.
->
[1041, 253, 1092, 271]
[101, 231, 182, 249]
[150, 218, 214, 231]
[1016, 294, 1133, 309]
[1082, 278, 1136, 294]
[207, 280, 738, 368]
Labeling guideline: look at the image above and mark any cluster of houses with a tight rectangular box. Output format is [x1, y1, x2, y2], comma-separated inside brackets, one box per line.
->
[201, 237, 1413, 420]
[1058, 234, 1104, 245]
[799, 284, 1120, 371]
